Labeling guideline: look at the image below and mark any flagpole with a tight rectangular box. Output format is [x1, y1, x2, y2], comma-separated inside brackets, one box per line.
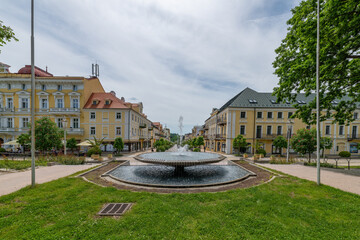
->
[31, 0, 36, 187]
[316, 0, 321, 185]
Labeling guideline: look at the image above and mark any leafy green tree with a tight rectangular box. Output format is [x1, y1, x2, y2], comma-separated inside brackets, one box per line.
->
[273, 135, 288, 154]
[114, 137, 124, 153]
[273, 0, 360, 125]
[0, 20, 18, 53]
[320, 137, 333, 160]
[66, 138, 77, 153]
[34, 117, 63, 153]
[86, 136, 104, 156]
[195, 136, 205, 152]
[17, 133, 30, 152]
[290, 128, 317, 162]
[233, 135, 247, 154]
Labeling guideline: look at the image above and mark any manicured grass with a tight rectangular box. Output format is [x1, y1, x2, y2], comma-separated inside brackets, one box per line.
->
[0, 160, 48, 170]
[0, 175, 359, 239]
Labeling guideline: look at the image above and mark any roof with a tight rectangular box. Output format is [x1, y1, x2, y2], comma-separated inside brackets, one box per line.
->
[84, 92, 129, 109]
[18, 65, 53, 77]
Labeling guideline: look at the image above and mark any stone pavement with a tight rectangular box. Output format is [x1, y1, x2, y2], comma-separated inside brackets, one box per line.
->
[258, 164, 360, 195]
[0, 164, 98, 197]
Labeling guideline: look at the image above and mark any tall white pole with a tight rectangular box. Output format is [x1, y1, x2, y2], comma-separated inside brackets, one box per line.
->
[316, 0, 321, 185]
[31, 0, 36, 187]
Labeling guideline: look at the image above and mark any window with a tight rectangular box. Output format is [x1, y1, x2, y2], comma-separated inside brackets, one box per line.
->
[21, 98, 29, 109]
[22, 118, 29, 128]
[56, 98, 63, 108]
[90, 127, 96, 135]
[41, 99, 48, 109]
[42, 84, 46, 91]
[72, 98, 79, 109]
[57, 118, 63, 128]
[240, 112, 246, 119]
[267, 126, 272, 135]
[288, 112, 293, 118]
[7, 98, 13, 109]
[132, 114, 134, 121]
[277, 126, 282, 135]
[73, 118, 79, 129]
[92, 100, 97, 105]
[325, 125, 331, 135]
[90, 112, 96, 119]
[116, 112, 122, 119]
[248, 99, 257, 103]
[277, 112, 283, 119]
[240, 125, 245, 135]
[352, 126, 357, 137]
[267, 112, 273, 119]
[22, 84, 26, 90]
[57, 85, 62, 91]
[116, 127, 122, 135]
[354, 112, 358, 120]
[256, 126, 262, 138]
[105, 100, 110, 105]
[257, 112, 263, 119]
[339, 126, 344, 135]
[7, 118, 13, 128]
[7, 84, 11, 90]
[306, 125, 311, 130]
[73, 85, 78, 91]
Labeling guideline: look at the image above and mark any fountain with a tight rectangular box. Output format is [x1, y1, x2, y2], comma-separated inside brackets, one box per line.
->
[103, 116, 255, 188]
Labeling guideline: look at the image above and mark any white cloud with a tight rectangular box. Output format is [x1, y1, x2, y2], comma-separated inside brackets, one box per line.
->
[0, 0, 300, 133]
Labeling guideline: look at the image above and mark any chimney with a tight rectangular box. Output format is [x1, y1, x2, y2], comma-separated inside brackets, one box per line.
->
[110, 91, 116, 96]
[121, 97, 125, 102]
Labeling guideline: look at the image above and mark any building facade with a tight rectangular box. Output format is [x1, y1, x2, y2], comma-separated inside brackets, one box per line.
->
[203, 88, 360, 155]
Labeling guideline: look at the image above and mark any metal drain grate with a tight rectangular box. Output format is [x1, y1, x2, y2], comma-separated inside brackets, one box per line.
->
[98, 203, 132, 216]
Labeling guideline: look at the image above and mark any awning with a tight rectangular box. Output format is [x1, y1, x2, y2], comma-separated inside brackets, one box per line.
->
[2, 140, 20, 146]
[76, 140, 94, 147]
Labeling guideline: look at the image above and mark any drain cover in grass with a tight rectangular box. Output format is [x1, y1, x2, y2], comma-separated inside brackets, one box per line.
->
[98, 203, 132, 216]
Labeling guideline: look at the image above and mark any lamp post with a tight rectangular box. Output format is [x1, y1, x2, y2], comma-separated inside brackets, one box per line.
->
[63, 118, 67, 155]
[286, 119, 293, 163]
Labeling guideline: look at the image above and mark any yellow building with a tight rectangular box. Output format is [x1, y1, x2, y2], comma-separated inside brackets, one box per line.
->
[203, 88, 360, 155]
[0, 64, 155, 152]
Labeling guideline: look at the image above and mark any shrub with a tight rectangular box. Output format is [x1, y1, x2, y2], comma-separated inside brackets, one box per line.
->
[87, 147, 102, 157]
[193, 148, 200, 152]
[339, 151, 351, 158]
[157, 146, 166, 152]
[0, 147, 6, 152]
[270, 157, 296, 164]
[304, 162, 335, 168]
[256, 149, 266, 157]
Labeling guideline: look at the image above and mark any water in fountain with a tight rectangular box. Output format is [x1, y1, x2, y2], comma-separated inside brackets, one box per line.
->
[170, 144, 190, 156]
[178, 116, 183, 146]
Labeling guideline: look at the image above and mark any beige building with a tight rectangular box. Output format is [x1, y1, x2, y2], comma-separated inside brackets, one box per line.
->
[203, 88, 360, 155]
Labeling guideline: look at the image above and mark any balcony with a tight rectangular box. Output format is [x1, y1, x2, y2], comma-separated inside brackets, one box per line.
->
[256, 134, 287, 139]
[0, 107, 16, 113]
[203, 125, 209, 130]
[66, 128, 84, 135]
[216, 134, 226, 139]
[0, 127, 16, 133]
[49, 108, 80, 114]
[347, 134, 360, 140]
[139, 123, 147, 128]
[217, 118, 227, 125]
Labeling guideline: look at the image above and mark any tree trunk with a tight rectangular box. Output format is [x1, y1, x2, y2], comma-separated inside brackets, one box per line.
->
[308, 152, 311, 163]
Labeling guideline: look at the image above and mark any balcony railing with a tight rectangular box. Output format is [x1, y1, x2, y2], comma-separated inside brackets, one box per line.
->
[66, 128, 84, 135]
[0, 108, 81, 114]
[216, 134, 226, 139]
[139, 123, 147, 128]
[217, 118, 227, 125]
[256, 134, 287, 139]
[0, 107, 16, 113]
[0, 127, 16, 132]
[50, 108, 80, 113]
[347, 134, 360, 140]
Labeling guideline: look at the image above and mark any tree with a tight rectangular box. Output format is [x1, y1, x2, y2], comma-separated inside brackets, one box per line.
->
[273, 0, 360, 125]
[86, 136, 104, 157]
[66, 138, 77, 153]
[34, 117, 63, 153]
[320, 137, 333, 160]
[195, 136, 205, 152]
[0, 20, 18, 53]
[290, 128, 317, 162]
[233, 135, 247, 154]
[273, 135, 288, 154]
[114, 137, 124, 153]
[17, 133, 30, 152]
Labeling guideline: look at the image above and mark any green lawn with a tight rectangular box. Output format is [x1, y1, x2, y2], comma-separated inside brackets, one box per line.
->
[0, 160, 48, 170]
[0, 174, 359, 239]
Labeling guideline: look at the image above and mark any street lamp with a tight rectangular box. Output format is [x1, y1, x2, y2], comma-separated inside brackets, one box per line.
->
[286, 119, 294, 163]
[63, 118, 67, 155]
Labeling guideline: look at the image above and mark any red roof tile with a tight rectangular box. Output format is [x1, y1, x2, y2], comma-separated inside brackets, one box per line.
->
[18, 65, 53, 77]
[84, 93, 129, 109]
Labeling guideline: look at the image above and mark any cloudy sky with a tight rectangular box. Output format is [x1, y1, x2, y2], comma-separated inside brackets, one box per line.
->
[0, 0, 300, 133]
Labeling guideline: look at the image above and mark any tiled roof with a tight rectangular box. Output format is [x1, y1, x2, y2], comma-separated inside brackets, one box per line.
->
[84, 93, 129, 109]
[18, 65, 53, 77]
[218, 87, 356, 112]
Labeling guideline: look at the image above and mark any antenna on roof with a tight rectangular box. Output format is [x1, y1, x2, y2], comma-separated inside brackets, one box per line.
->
[92, 63, 99, 77]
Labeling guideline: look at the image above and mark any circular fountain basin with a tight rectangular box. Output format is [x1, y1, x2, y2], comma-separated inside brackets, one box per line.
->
[134, 152, 226, 167]
[107, 164, 253, 188]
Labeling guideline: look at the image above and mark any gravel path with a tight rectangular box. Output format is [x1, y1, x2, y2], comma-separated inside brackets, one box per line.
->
[0, 164, 98, 197]
[259, 164, 360, 195]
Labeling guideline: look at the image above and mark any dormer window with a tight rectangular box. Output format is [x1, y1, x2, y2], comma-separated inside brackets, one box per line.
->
[248, 99, 257, 104]
[105, 100, 111, 105]
[92, 100, 97, 105]
[57, 85, 62, 91]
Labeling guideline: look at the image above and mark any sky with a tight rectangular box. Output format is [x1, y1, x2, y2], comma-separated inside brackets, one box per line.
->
[0, 0, 301, 134]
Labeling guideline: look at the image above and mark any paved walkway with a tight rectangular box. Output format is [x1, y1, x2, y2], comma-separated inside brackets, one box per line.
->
[0, 164, 98, 197]
[259, 164, 360, 195]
